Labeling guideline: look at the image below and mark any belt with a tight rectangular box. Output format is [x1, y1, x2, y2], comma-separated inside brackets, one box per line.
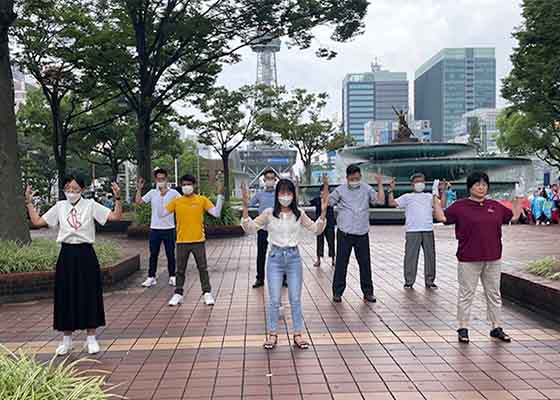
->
[338, 229, 368, 238]
[270, 244, 298, 252]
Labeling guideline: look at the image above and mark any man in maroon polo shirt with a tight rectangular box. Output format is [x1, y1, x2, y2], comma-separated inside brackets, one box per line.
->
[433, 172, 522, 343]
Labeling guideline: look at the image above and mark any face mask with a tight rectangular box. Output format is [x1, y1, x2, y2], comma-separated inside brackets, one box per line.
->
[278, 195, 293, 207]
[413, 182, 426, 193]
[65, 192, 81, 204]
[264, 180, 275, 189]
[182, 185, 194, 195]
[348, 181, 361, 189]
[156, 181, 167, 189]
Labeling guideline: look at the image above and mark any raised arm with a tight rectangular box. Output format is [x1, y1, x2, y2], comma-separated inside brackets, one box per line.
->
[387, 178, 398, 208]
[134, 177, 145, 205]
[25, 186, 48, 228]
[373, 174, 385, 205]
[432, 179, 447, 222]
[207, 180, 224, 218]
[107, 182, 123, 221]
[241, 183, 269, 234]
[511, 183, 524, 223]
[299, 179, 328, 235]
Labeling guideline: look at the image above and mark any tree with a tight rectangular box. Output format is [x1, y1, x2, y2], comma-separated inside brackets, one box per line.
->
[262, 88, 342, 184]
[501, 0, 560, 167]
[467, 117, 481, 153]
[0, 0, 30, 243]
[12, 0, 127, 197]
[326, 132, 356, 152]
[86, 0, 369, 189]
[186, 86, 270, 200]
[153, 138, 199, 184]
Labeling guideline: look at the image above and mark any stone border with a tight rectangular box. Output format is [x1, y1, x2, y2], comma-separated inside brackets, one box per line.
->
[501, 267, 560, 317]
[0, 254, 140, 303]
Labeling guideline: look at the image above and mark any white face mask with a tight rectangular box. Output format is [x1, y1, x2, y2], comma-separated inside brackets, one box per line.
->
[278, 195, 293, 207]
[182, 185, 194, 195]
[413, 182, 426, 193]
[156, 181, 167, 190]
[348, 180, 361, 189]
[264, 179, 276, 189]
[65, 192, 81, 204]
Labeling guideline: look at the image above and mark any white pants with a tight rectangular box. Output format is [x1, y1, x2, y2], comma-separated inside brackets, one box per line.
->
[457, 260, 502, 329]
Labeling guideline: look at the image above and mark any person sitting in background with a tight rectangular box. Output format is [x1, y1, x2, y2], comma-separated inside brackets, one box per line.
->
[445, 183, 457, 208]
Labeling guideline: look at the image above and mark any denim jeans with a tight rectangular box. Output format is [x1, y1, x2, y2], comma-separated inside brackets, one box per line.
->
[266, 246, 303, 333]
[148, 228, 176, 278]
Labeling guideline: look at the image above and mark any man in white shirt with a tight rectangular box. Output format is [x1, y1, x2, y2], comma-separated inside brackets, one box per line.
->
[135, 169, 181, 287]
[388, 173, 437, 289]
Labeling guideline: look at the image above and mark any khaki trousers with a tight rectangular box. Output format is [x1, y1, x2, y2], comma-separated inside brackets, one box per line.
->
[457, 260, 502, 329]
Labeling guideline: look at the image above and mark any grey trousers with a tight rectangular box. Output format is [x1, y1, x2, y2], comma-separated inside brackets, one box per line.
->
[175, 242, 211, 295]
[404, 231, 436, 286]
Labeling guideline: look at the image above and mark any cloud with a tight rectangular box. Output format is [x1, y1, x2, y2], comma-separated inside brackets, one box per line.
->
[217, 0, 523, 118]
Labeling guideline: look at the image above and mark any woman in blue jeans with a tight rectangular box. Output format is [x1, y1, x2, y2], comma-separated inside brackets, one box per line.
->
[241, 178, 328, 350]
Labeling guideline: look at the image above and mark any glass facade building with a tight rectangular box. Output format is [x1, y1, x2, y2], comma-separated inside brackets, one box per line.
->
[342, 67, 408, 144]
[414, 48, 496, 142]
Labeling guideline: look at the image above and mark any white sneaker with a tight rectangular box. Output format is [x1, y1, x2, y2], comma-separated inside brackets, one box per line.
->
[141, 277, 157, 287]
[203, 292, 215, 306]
[168, 277, 176, 286]
[84, 339, 100, 355]
[168, 294, 184, 306]
[55, 342, 72, 356]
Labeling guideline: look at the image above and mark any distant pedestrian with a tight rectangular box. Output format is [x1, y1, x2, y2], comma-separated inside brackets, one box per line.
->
[310, 179, 336, 267]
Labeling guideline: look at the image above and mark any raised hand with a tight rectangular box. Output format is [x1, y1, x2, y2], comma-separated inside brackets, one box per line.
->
[241, 183, 249, 207]
[111, 182, 121, 198]
[432, 179, 440, 196]
[25, 185, 34, 204]
[320, 185, 329, 214]
[374, 174, 383, 185]
[137, 177, 145, 191]
[389, 177, 396, 191]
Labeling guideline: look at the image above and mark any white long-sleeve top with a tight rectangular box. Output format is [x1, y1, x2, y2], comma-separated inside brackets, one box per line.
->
[242, 208, 326, 248]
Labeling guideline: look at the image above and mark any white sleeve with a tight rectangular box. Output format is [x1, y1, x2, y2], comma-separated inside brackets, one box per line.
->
[141, 189, 154, 204]
[42, 203, 60, 227]
[395, 194, 408, 209]
[93, 201, 112, 226]
[369, 186, 378, 204]
[241, 209, 270, 234]
[207, 195, 224, 218]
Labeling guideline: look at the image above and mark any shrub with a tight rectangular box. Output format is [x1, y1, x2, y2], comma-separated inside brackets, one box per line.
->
[0, 346, 117, 399]
[0, 240, 120, 274]
[132, 203, 152, 225]
[527, 257, 560, 280]
[205, 201, 240, 226]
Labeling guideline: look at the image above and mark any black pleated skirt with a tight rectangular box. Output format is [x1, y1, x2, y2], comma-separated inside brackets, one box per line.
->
[54, 243, 106, 331]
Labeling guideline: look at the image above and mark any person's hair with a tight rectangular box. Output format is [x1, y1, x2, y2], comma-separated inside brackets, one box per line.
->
[180, 174, 196, 185]
[540, 188, 548, 199]
[154, 168, 168, 178]
[346, 164, 361, 177]
[466, 172, 490, 192]
[410, 172, 425, 182]
[273, 179, 301, 220]
[263, 168, 277, 178]
[62, 174, 86, 189]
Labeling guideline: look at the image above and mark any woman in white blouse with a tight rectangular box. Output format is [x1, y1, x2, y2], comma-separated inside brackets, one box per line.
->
[25, 175, 123, 356]
[241, 178, 328, 350]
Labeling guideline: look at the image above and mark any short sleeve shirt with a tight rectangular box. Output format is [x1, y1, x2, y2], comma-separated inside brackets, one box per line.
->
[166, 195, 214, 243]
[42, 198, 111, 244]
[329, 183, 377, 235]
[142, 189, 181, 229]
[395, 192, 434, 232]
[444, 198, 513, 262]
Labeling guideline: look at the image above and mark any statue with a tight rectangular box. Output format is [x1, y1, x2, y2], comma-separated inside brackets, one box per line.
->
[392, 106, 418, 142]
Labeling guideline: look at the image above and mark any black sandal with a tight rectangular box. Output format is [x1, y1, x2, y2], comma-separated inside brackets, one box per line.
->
[490, 327, 511, 342]
[293, 334, 309, 349]
[457, 328, 470, 343]
[263, 333, 278, 350]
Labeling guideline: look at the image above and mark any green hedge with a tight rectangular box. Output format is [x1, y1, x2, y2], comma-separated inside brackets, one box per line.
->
[527, 257, 560, 280]
[0, 240, 120, 274]
[0, 346, 114, 399]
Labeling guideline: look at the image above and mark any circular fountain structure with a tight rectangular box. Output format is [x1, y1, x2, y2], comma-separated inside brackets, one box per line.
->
[335, 142, 534, 198]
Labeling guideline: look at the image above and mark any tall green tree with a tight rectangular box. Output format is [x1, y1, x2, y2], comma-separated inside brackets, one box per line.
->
[467, 117, 481, 153]
[186, 86, 269, 200]
[86, 0, 369, 189]
[501, 0, 560, 167]
[12, 0, 127, 197]
[262, 88, 343, 184]
[0, 0, 30, 242]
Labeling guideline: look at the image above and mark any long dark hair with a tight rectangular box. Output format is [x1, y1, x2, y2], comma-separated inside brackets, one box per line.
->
[273, 178, 301, 220]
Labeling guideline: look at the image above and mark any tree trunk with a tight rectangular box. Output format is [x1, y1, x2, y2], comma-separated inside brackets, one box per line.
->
[135, 108, 152, 192]
[111, 158, 119, 182]
[53, 125, 67, 200]
[222, 153, 231, 202]
[304, 160, 312, 184]
[0, 0, 31, 243]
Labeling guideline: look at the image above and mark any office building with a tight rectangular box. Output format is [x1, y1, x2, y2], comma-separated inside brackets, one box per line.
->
[342, 62, 408, 144]
[452, 108, 501, 153]
[414, 48, 496, 142]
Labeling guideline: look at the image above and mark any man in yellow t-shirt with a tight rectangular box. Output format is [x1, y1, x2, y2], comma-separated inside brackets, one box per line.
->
[160, 174, 224, 307]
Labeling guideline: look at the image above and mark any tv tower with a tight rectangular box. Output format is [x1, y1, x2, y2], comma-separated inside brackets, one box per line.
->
[251, 34, 281, 87]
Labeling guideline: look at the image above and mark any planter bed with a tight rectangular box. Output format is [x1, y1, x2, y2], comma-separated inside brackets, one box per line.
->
[0, 254, 140, 303]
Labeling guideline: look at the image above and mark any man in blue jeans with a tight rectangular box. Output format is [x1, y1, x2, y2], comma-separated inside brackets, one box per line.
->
[136, 169, 181, 287]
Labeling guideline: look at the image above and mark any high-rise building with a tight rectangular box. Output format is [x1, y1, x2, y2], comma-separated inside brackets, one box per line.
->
[342, 62, 408, 144]
[452, 108, 501, 153]
[414, 48, 496, 142]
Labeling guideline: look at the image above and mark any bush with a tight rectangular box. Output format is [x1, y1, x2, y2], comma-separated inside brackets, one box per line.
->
[0, 240, 120, 274]
[527, 257, 560, 280]
[0, 346, 116, 399]
[132, 203, 152, 225]
[205, 201, 240, 226]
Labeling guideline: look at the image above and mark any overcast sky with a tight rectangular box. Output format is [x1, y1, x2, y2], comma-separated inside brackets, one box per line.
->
[217, 0, 524, 120]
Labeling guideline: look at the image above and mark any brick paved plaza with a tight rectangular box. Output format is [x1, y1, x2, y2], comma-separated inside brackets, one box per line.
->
[1, 224, 560, 400]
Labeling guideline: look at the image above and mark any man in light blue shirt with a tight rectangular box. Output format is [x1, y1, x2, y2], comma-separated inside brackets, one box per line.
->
[249, 168, 281, 288]
[329, 164, 385, 303]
